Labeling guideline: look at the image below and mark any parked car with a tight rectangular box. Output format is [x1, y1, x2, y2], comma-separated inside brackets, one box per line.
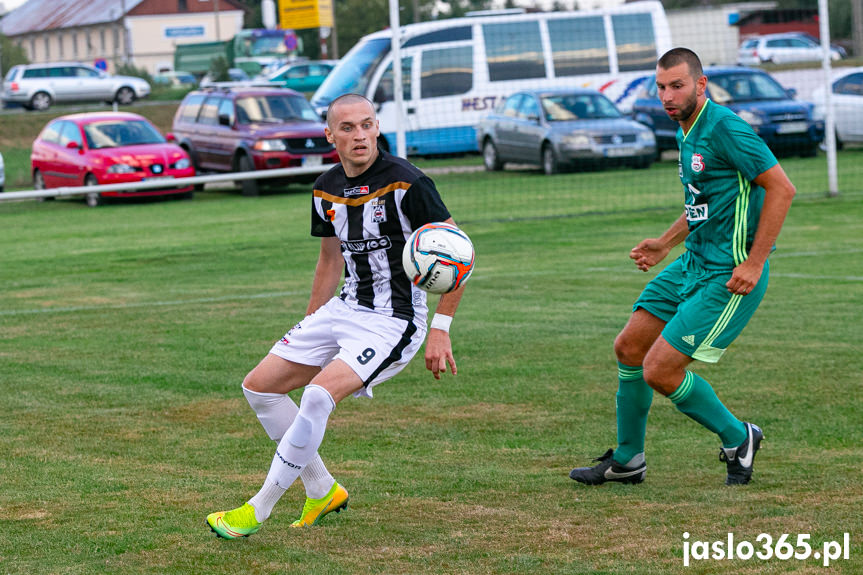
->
[171, 87, 339, 196]
[737, 33, 843, 66]
[477, 89, 656, 175]
[31, 112, 195, 207]
[153, 70, 197, 88]
[812, 67, 863, 148]
[199, 68, 251, 88]
[264, 60, 336, 93]
[632, 66, 824, 157]
[2, 62, 150, 111]
[0, 151, 5, 193]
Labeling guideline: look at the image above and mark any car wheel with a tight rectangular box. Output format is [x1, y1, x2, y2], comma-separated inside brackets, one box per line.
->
[34, 170, 55, 202]
[84, 174, 103, 207]
[115, 87, 136, 106]
[237, 154, 260, 197]
[29, 92, 52, 111]
[835, 130, 844, 151]
[542, 144, 560, 175]
[482, 139, 503, 171]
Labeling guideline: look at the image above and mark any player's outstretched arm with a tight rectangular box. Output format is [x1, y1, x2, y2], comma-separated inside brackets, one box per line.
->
[630, 211, 689, 271]
[306, 236, 344, 315]
[726, 163, 796, 295]
[424, 217, 466, 380]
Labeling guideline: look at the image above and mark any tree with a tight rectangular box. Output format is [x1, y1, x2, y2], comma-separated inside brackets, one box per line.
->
[0, 33, 29, 78]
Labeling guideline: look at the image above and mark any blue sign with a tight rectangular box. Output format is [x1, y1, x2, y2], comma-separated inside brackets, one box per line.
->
[94, 58, 107, 71]
[285, 33, 298, 51]
[165, 26, 206, 38]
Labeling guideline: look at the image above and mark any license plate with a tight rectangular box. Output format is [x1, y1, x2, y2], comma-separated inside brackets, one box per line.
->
[144, 175, 174, 181]
[302, 155, 323, 167]
[776, 122, 808, 134]
[605, 147, 636, 158]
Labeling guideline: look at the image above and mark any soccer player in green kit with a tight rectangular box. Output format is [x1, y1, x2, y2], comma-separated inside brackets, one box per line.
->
[571, 48, 796, 486]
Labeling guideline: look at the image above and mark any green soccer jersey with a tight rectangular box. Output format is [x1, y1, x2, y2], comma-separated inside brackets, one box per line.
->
[676, 99, 778, 269]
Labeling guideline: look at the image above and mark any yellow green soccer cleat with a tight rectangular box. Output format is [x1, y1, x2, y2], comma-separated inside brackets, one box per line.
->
[291, 482, 349, 528]
[207, 502, 262, 539]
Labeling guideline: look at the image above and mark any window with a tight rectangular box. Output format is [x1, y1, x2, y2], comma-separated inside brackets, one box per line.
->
[198, 97, 222, 126]
[403, 26, 472, 49]
[57, 34, 64, 58]
[29, 38, 35, 60]
[612, 13, 656, 72]
[287, 66, 309, 79]
[100, 29, 106, 52]
[74, 66, 100, 78]
[834, 73, 863, 96]
[502, 94, 524, 117]
[483, 21, 544, 82]
[178, 0, 188, 11]
[179, 94, 206, 122]
[218, 98, 235, 125]
[374, 57, 412, 103]
[44, 36, 50, 60]
[60, 122, 83, 147]
[518, 95, 540, 120]
[421, 46, 472, 99]
[41, 121, 63, 144]
[72, 33, 78, 57]
[548, 17, 609, 77]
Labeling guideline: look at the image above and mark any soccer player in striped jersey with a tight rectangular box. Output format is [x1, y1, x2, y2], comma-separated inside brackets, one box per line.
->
[207, 94, 467, 539]
[570, 48, 796, 487]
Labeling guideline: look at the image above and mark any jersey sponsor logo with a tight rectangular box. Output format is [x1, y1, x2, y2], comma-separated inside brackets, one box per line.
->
[691, 153, 705, 173]
[341, 236, 392, 254]
[371, 198, 387, 223]
[344, 185, 370, 197]
[685, 203, 709, 221]
[682, 334, 696, 346]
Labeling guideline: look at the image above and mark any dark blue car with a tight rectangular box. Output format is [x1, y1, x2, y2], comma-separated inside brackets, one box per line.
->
[632, 66, 824, 157]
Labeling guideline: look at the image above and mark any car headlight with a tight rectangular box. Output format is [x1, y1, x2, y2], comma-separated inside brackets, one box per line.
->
[811, 105, 825, 122]
[253, 139, 287, 152]
[563, 133, 591, 149]
[637, 131, 656, 144]
[172, 158, 191, 170]
[107, 163, 137, 174]
[737, 110, 764, 127]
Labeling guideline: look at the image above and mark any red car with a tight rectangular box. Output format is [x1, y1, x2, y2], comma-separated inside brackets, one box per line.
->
[31, 112, 196, 207]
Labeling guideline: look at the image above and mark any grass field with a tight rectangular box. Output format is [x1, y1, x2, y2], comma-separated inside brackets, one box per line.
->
[1, 156, 861, 575]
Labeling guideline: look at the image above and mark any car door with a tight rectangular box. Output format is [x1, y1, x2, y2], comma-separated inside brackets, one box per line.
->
[211, 97, 237, 168]
[33, 120, 63, 187]
[55, 121, 87, 184]
[47, 66, 81, 103]
[371, 54, 416, 152]
[74, 66, 108, 100]
[513, 94, 545, 163]
[833, 72, 863, 142]
[285, 64, 311, 92]
[194, 96, 223, 170]
[494, 94, 524, 160]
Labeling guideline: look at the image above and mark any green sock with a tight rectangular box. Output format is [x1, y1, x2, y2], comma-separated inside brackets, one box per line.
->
[668, 371, 747, 448]
[614, 362, 653, 465]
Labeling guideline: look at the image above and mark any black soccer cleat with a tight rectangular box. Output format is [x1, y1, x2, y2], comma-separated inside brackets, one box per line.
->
[719, 422, 763, 485]
[569, 449, 646, 485]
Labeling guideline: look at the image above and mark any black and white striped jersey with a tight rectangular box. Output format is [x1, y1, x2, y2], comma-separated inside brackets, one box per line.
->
[311, 150, 451, 323]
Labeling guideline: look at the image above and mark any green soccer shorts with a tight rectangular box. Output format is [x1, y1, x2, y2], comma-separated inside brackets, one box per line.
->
[633, 252, 769, 363]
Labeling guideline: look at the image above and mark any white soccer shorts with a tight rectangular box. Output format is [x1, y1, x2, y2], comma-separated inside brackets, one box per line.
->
[269, 297, 426, 398]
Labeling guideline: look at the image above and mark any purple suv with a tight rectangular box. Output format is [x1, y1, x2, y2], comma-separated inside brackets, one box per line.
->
[172, 87, 339, 196]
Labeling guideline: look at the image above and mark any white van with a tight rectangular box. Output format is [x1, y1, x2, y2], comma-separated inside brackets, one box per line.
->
[311, 1, 671, 155]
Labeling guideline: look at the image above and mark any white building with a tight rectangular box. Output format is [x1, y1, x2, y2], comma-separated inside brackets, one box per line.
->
[0, 0, 246, 74]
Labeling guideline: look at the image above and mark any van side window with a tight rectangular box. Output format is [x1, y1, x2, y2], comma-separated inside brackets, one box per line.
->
[612, 13, 657, 72]
[483, 21, 544, 82]
[420, 46, 473, 99]
[180, 94, 206, 122]
[548, 17, 609, 76]
[403, 26, 471, 48]
[374, 57, 412, 103]
[198, 97, 222, 126]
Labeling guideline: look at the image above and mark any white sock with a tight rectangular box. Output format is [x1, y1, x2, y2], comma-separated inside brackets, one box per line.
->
[243, 384, 335, 499]
[248, 479, 286, 523]
[258, 385, 336, 519]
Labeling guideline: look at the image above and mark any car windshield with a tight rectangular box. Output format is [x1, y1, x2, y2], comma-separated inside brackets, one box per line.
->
[312, 37, 390, 106]
[541, 93, 622, 121]
[236, 95, 320, 123]
[708, 72, 789, 104]
[84, 120, 165, 149]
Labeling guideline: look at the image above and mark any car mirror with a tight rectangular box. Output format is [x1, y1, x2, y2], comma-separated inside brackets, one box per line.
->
[66, 141, 80, 149]
[165, 132, 177, 142]
[786, 87, 797, 99]
[218, 113, 232, 126]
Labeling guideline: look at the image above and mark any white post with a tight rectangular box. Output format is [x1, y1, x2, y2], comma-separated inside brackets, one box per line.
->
[388, 0, 406, 158]
[819, 0, 838, 197]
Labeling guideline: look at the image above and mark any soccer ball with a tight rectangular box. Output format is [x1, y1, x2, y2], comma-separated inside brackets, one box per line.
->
[402, 222, 475, 294]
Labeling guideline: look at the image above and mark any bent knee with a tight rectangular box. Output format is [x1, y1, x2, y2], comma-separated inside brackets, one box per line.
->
[614, 332, 648, 366]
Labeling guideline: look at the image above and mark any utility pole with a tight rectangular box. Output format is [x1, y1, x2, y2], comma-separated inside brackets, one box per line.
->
[853, 0, 863, 59]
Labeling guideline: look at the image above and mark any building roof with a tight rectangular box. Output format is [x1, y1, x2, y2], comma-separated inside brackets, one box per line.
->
[0, 0, 146, 36]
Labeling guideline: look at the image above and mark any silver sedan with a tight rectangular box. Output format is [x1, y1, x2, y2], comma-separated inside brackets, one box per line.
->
[477, 89, 656, 175]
